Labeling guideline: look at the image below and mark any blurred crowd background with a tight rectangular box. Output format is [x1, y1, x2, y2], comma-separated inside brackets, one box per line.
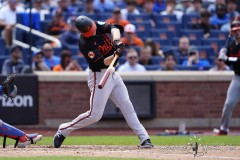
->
[0, 0, 239, 74]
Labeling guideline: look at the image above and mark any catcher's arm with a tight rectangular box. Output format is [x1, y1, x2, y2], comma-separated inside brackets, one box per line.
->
[2, 73, 17, 101]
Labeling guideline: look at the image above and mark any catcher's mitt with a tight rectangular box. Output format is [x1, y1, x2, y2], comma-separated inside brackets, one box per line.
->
[2, 73, 17, 100]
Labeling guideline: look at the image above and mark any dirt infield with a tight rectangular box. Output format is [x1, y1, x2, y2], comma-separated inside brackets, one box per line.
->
[0, 145, 240, 160]
[2, 128, 237, 160]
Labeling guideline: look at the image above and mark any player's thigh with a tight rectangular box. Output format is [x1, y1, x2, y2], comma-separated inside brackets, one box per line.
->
[109, 76, 135, 113]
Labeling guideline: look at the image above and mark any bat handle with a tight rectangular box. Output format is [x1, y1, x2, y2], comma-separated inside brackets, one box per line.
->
[98, 53, 119, 89]
[224, 34, 231, 48]
[98, 70, 110, 89]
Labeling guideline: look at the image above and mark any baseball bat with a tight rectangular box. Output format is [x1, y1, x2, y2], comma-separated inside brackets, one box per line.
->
[224, 34, 231, 48]
[98, 54, 119, 89]
[218, 34, 231, 61]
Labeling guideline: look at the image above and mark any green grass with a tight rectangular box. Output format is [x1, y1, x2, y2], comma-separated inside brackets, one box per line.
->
[1, 135, 240, 146]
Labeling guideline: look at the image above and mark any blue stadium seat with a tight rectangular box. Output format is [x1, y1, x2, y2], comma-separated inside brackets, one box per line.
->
[22, 48, 31, 64]
[53, 48, 62, 56]
[180, 29, 204, 40]
[197, 45, 215, 58]
[0, 38, 6, 55]
[179, 57, 187, 64]
[67, 46, 79, 56]
[161, 46, 178, 53]
[201, 65, 213, 70]
[40, 20, 50, 32]
[176, 65, 199, 71]
[15, 28, 41, 46]
[81, 64, 89, 70]
[0, 56, 9, 71]
[150, 29, 174, 40]
[132, 21, 152, 33]
[118, 57, 126, 64]
[151, 56, 164, 65]
[17, 13, 41, 31]
[182, 14, 200, 28]
[172, 37, 201, 46]
[130, 46, 141, 54]
[151, 38, 172, 48]
[154, 15, 177, 23]
[127, 14, 151, 22]
[98, 13, 111, 21]
[144, 65, 160, 71]
[210, 30, 229, 40]
[201, 38, 226, 54]
[136, 30, 149, 40]
[209, 56, 216, 65]
[156, 22, 182, 36]
[77, 56, 88, 66]
[44, 14, 52, 21]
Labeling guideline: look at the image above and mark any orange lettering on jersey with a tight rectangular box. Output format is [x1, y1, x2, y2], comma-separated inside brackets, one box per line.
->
[98, 41, 112, 55]
[88, 51, 95, 59]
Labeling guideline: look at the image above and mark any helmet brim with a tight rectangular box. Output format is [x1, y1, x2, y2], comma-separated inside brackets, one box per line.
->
[231, 26, 240, 32]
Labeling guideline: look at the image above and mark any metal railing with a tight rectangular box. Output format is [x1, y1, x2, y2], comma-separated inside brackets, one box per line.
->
[14, 23, 62, 50]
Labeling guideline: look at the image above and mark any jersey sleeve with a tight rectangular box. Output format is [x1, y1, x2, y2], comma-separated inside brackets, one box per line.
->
[95, 21, 112, 34]
[95, 21, 124, 34]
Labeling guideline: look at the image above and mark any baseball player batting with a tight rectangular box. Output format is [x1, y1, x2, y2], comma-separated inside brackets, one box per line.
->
[0, 73, 42, 148]
[53, 15, 153, 148]
[215, 16, 240, 135]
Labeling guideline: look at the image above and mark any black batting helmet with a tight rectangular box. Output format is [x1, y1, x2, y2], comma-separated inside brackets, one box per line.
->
[75, 15, 96, 38]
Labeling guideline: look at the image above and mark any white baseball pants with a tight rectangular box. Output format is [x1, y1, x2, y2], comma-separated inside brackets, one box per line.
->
[58, 69, 150, 144]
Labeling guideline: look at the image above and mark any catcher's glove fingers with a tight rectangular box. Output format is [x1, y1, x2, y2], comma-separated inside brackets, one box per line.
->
[2, 73, 16, 86]
[2, 73, 17, 100]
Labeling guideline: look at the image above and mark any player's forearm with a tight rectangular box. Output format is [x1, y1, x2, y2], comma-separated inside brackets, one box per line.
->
[111, 28, 121, 41]
[104, 54, 115, 66]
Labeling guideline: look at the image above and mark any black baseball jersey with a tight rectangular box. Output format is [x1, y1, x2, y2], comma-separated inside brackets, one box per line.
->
[79, 21, 118, 72]
[226, 41, 240, 75]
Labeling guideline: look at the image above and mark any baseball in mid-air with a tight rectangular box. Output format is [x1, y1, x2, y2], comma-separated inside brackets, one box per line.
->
[109, 67, 115, 73]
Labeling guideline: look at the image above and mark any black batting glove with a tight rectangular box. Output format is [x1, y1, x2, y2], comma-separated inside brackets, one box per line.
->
[113, 39, 125, 57]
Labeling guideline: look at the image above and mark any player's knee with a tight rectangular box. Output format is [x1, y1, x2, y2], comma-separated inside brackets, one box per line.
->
[89, 114, 102, 123]
[224, 101, 236, 109]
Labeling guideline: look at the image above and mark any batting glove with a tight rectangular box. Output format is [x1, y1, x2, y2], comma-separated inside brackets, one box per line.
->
[113, 39, 125, 57]
[218, 48, 228, 61]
